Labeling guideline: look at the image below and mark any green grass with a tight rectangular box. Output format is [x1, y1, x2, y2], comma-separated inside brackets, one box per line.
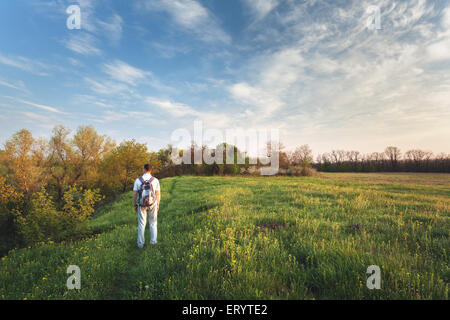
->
[1, 174, 449, 300]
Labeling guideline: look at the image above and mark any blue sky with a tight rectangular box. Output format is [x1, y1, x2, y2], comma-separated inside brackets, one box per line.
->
[0, 0, 449, 155]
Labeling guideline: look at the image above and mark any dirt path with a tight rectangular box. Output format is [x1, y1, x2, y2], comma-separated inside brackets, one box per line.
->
[106, 177, 179, 299]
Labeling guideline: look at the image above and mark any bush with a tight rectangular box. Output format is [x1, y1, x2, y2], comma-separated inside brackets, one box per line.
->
[0, 177, 22, 255]
[288, 166, 317, 177]
[16, 186, 103, 246]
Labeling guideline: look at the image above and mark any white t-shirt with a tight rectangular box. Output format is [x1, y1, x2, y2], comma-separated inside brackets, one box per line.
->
[133, 173, 160, 193]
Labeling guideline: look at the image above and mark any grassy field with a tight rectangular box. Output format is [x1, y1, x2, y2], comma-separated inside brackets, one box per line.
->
[0, 173, 449, 300]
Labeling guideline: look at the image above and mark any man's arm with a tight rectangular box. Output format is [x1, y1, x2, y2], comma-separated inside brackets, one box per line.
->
[155, 190, 161, 210]
[133, 191, 138, 213]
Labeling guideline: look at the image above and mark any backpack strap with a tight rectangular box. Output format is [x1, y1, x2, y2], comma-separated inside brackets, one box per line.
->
[148, 177, 156, 198]
[138, 177, 146, 192]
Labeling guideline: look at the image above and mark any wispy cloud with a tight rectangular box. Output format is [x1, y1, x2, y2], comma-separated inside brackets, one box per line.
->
[65, 33, 102, 56]
[0, 78, 28, 92]
[21, 111, 51, 122]
[102, 60, 149, 85]
[0, 53, 50, 76]
[242, 0, 280, 20]
[97, 14, 124, 44]
[145, 96, 232, 129]
[84, 77, 131, 95]
[426, 5, 450, 61]
[41, 0, 124, 55]
[229, 48, 303, 118]
[4, 96, 64, 114]
[146, 97, 199, 117]
[138, 0, 231, 44]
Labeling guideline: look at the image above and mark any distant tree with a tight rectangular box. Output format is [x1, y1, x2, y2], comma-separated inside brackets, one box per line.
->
[4, 129, 43, 194]
[46, 126, 75, 201]
[370, 152, 385, 162]
[406, 149, 426, 163]
[99, 140, 149, 192]
[385, 146, 402, 169]
[289, 145, 313, 166]
[405, 149, 433, 171]
[148, 151, 162, 176]
[72, 125, 115, 186]
[436, 152, 449, 160]
[347, 151, 360, 162]
[330, 150, 341, 163]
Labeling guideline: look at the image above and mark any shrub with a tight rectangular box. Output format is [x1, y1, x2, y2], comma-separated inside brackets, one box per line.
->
[15, 186, 103, 246]
[0, 177, 22, 255]
[288, 166, 317, 177]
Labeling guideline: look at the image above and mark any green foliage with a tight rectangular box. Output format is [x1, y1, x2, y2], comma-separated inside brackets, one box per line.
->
[72, 125, 115, 188]
[62, 185, 104, 221]
[99, 140, 149, 193]
[16, 187, 102, 246]
[3, 129, 43, 194]
[0, 177, 23, 255]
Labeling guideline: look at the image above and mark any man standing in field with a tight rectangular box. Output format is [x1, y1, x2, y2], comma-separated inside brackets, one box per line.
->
[133, 164, 161, 248]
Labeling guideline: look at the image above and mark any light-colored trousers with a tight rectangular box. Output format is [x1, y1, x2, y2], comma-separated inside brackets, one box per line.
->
[137, 205, 158, 248]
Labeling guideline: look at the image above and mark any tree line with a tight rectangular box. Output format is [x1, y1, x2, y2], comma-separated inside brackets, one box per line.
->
[315, 146, 450, 173]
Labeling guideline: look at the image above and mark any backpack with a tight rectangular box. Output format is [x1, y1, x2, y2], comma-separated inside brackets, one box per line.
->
[138, 176, 156, 208]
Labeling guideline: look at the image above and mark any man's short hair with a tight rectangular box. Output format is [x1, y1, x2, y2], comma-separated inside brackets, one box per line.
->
[144, 164, 152, 172]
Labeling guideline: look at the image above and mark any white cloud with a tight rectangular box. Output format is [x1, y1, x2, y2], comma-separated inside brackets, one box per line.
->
[146, 96, 232, 129]
[444, 6, 450, 28]
[0, 54, 50, 76]
[60, 0, 124, 55]
[94, 101, 113, 109]
[427, 39, 450, 61]
[229, 48, 303, 118]
[21, 111, 51, 122]
[97, 14, 124, 44]
[426, 5, 450, 61]
[243, 0, 279, 20]
[4, 96, 64, 114]
[84, 77, 130, 95]
[102, 60, 149, 85]
[102, 110, 129, 122]
[138, 0, 230, 43]
[65, 33, 102, 56]
[146, 97, 199, 117]
[0, 78, 28, 92]
[229, 82, 283, 117]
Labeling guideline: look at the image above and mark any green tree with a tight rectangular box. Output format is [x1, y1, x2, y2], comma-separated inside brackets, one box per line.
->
[72, 125, 115, 187]
[4, 129, 43, 194]
[148, 151, 162, 176]
[0, 177, 22, 254]
[100, 140, 149, 192]
[46, 125, 76, 202]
